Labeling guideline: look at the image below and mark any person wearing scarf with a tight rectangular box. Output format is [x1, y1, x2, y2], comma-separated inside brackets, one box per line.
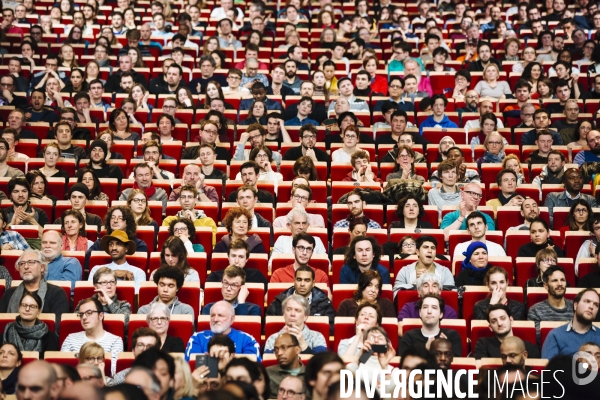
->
[118, 163, 169, 214]
[477, 131, 506, 172]
[455, 241, 492, 287]
[2, 291, 59, 357]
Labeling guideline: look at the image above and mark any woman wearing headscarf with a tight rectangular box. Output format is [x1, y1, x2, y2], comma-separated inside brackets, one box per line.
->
[455, 241, 493, 287]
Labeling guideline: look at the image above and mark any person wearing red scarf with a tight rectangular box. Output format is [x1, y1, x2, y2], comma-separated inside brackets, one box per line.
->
[119, 163, 168, 214]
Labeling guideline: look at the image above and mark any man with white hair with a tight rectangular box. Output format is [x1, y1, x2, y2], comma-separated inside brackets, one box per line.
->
[269, 209, 327, 269]
[0, 249, 69, 317]
[397, 273, 458, 320]
[184, 300, 261, 361]
[41, 230, 82, 291]
[264, 294, 328, 354]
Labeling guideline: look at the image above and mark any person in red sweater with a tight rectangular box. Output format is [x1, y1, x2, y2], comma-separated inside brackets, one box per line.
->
[270, 232, 329, 286]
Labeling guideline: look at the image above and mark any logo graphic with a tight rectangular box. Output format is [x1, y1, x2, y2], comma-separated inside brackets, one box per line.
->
[572, 351, 599, 386]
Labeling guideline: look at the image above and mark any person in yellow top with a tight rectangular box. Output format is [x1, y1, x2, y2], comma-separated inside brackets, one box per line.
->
[485, 169, 525, 216]
[162, 184, 217, 245]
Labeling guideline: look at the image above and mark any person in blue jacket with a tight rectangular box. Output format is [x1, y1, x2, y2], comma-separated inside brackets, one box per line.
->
[185, 301, 261, 361]
[419, 94, 458, 135]
[339, 236, 391, 284]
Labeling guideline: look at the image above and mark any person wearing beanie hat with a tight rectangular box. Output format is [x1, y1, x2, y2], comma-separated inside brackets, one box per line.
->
[454, 241, 492, 287]
[52, 183, 103, 227]
[86, 137, 124, 183]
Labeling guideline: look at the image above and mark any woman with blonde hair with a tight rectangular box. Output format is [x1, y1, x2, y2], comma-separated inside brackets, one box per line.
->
[502, 154, 526, 184]
[278, 30, 301, 49]
[173, 356, 195, 400]
[474, 63, 512, 100]
[77, 342, 112, 385]
[60, 44, 79, 68]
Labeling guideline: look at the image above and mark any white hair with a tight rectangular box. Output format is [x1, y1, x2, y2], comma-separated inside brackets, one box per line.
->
[416, 273, 441, 293]
[16, 250, 48, 279]
[286, 209, 308, 225]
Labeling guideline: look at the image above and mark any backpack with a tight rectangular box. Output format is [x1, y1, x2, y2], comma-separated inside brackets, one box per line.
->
[383, 178, 429, 204]
[337, 187, 394, 205]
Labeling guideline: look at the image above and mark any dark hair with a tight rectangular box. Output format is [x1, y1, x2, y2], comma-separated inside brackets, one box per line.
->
[343, 236, 381, 271]
[160, 236, 192, 277]
[304, 352, 344, 391]
[76, 168, 103, 200]
[574, 288, 599, 304]
[465, 211, 487, 227]
[25, 170, 48, 199]
[354, 302, 382, 326]
[566, 199, 592, 231]
[208, 333, 235, 354]
[102, 384, 149, 400]
[105, 206, 137, 238]
[395, 193, 425, 220]
[496, 168, 517, 186]
[153, 265, 185, 289]
[295, 265, 315, 281]
[521, 62, 544, 83]
[292, 232, 316, 248]
[542, 265, 566, 284]
[431, 94, 448, 106]
[77, 297, 104, 317]
[455, 69, 471, 83]
[19, 290, 43, 310]
[131, 327, 161, 349]
[0, 343, 23, 362]
[108, 109, 130, 132]
[485, 303, 511, 322]
[240, 160, 260, 174]
[352, 270, 383, 302]
[416, 235, 437, 249]
[223, 358, 261, 382]
[293, 157, 318, 180]
[529, 217, 549, 232]
[416, 294, 445, 318]
[8, 177, 30, 198]
[61, 209, 86, 237]
[131, 347, 175, 379]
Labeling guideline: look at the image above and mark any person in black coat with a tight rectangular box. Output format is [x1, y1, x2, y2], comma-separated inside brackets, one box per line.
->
[146, 302, 186, 353]
[282, 125, 329, 162]
[472, 267, 526, 320]
[388, 193, 434, 230]
[517, 218, 565, 257]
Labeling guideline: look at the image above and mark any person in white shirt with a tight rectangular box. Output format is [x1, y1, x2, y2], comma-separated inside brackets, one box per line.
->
[269, 209, 327, 268]
[331, 125, 362, 163]
[88, 230, 147, 294]
[60, 297, 124, 375]
[210, 0, 244, 21]
[273, 184, 325, 228]
[453, 211, 506, 261]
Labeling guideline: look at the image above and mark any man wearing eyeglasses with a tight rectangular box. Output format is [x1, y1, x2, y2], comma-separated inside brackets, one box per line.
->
[273, 184, 324, 228]
[270, 360, 306, 400]
[0, 74, 26, 109]
[234, 124, 282, 169]
[61, 297, 124, 375]
[440, 183, 495, 240]
[202, 265, 261, 316]
[40, 230, 82, 292]
[112, 328, 161, 385]
[282, 125, 328, 163]
[270, 232, 329, 285]
[182, 120, 231, 161]
[241, 58, 269, 90]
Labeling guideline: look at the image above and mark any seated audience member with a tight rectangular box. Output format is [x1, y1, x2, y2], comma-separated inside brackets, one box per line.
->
[553, 99, 581, 145]
[282, 124, 329, 163]
[0, 291, 59, 356]
[266, 333, 305, 393]
[194, 144, 228, 183]
[375, 110, 427, 146]
[138, 266, 194, 316]
[576, 213, 600, 273]
[264, 295, 328, 354]
[26, 171, 57, 204]
[0, 343, 22, 394]
[559, 199, 593, 234]
[577, 241, 600, 287]
[440, 183, 495, 240]
[379, 132, 425, 164]
[145, 302, 185, 353]
[393, 236, 455, 294]
[518, 218, 565, 257]
[473, 304, 540, 359]
[342, 150, 382, 183]
[468, 112, 503, 147]
[532, 150, 566, 189]
[54, 183, 103, 226]
[61, 297, 124, 375]
[333, 189, 381, 229]
[163, 184, 217, 235]
[234, 123, 282, 166]
[389, 193, 433, 230]
[544, 168, 597, 224]
[225, 162, 275, 204]
[203, 266, 262, 316]
[267, 266, 335, 327]
[233, 145, 283, 183]
[206, 239, 268, 289]
[61, 210, 94, 251]
[151, 236, 200, 282]
[502, 154, 527, 184]
[542, 288, 600, 359]
[119, 163, 168, 214]
[0, 207, 29, 251]
[87, 229, 147, 294]
[273, 184, 325, 228]
[525, 129, 554, 165]
[333, 216, 368, 256]
[85, 139, 124, 182]
[418, 94, 458, 135]
[431, 146, 480, 183]
[2, 129, 28, 161]
[574, 129, 600, 167]
[270, 232, 329, 284]
[452, 212, 506, 260]
[337, 303, 382, 356]
[6, 177, 49, 236]
[508, 198, 541, 231]
[111, 327, 161, 384]
[398, 294, 462, 357]
[78, 267, 132, 324]
[384, 145, 426, 183]
[77, 168, 110, 201]
[486, 169, 525, 213]
[41, 230, 82, 291]
[185, 301, 261, 361]
[336, 270, 396, 318]
[168, 163, 219, 203]
[476, 131, 507, 169]
[0, 250, 69, 318]
[339, 236, 390, 285]
[521, 108, 563, 146]
[429, 338, 455, 370]
[76, 342, 112, 386]
[528, 265, 573, 339]
[130, 140, 175, 184]
[398, 273, 458, 321]
[455, 241, 493, 287]
[270, 209, 327, 265]
[345, 326, 398, 385]
[214, 207, 266, 254]
[232, 185, 273, 228]
[427, 159, 462, 216]
[473, 267, 526, 320]
[167, 217, 205, 254]
[126, 189, 159, 238]
[331, 125, 362, 163]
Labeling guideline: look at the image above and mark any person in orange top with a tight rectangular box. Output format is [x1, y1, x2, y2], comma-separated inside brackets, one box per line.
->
[270, 232, 330, 286]
[456, 38, 478, 63]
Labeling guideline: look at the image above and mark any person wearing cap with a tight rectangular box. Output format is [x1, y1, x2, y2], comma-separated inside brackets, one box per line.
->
[120, 162, 169, 214]
[0, 138, 25, 178]
[53, 183, 103, 227]
[86, 139, 125, 183]
[87, 229, 147, 294]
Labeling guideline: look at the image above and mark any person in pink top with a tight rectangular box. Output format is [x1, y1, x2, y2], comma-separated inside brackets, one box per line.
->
[270, 232, 329, 285]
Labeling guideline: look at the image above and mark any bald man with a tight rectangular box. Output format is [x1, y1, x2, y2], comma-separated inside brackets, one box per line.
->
[429, 338, 454, 370]
[16, 360, 60, 400]
[457, 90, 479, 113]
[440, 183, 496, 240]
[500, 336, 529, 368]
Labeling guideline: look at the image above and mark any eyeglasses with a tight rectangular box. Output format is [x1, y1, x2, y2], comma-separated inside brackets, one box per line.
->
[278, 388, 305, 398]
[135, 342, 155, 350]
[295, 245, 313, 253]
[464, 190, 483, 199]
[292, 194, 309, 202]
[111, 216, 124, 222]
[487, 141, 503, 146]
[130, 198, 146, 204]
[0, 83, 13, 87]
[540, 258, 557, 265]
[465, 95, 478, 99]
[402, 243, 416, 248]
[149, 317, 169, 323]
[17, 260, 40, 268]
[19, 303, 38, 310]
[76, 310, 101, 318]
[203, 129, 218, 135]
[344, 134, 358, 139]
[389, 85, 402, 89]
[173, 227, 188, 233]
[222, 282, 242, 290]
[302, 134, 316, 140]
[574, 208, 589, 214]
[97, 280, 116, 287]
[85, 357, 104, 363]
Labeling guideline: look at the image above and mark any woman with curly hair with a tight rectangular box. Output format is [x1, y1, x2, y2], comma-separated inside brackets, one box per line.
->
[150, 236, 200, 282]
[521, 61, 545, 94]
[214, 207, 266, 254]
[502, 154, 527, 184]
[389, 193, 434, 230]
[168, 217, 204, 254]
[76, 168, 109, 201]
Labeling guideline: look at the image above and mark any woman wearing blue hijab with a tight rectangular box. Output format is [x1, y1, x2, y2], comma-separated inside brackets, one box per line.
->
[455, 241, 492, 287]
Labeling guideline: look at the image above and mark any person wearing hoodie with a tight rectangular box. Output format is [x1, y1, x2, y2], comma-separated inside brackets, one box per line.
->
[427, 159, 462, 217]
[137, 266, 194, 316]
[266, 266, 335, 332]
[454, 241, 493, 287]
[393, 236, 455, 297]
[213, 207, 267, 254]
[202, 266, 261, 316]
[418, 94, 458, 136]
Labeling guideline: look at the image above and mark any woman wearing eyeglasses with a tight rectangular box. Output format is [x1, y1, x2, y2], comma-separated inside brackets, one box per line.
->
[476, 131, 507, 172]
[146, 302, 185, 353]
[76, 342, 112, 384]
[559, 199, 593, 234]
[168, 218, 204, 255]
[526, 248, 560, 290]
[75, 267, 132, 325]
[127, 189, 159, 239]
[384, 145, 425, 183]
[0, 343, 22, 394]
[0, 292, 58, 359]
[331, 125, 362, 163]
